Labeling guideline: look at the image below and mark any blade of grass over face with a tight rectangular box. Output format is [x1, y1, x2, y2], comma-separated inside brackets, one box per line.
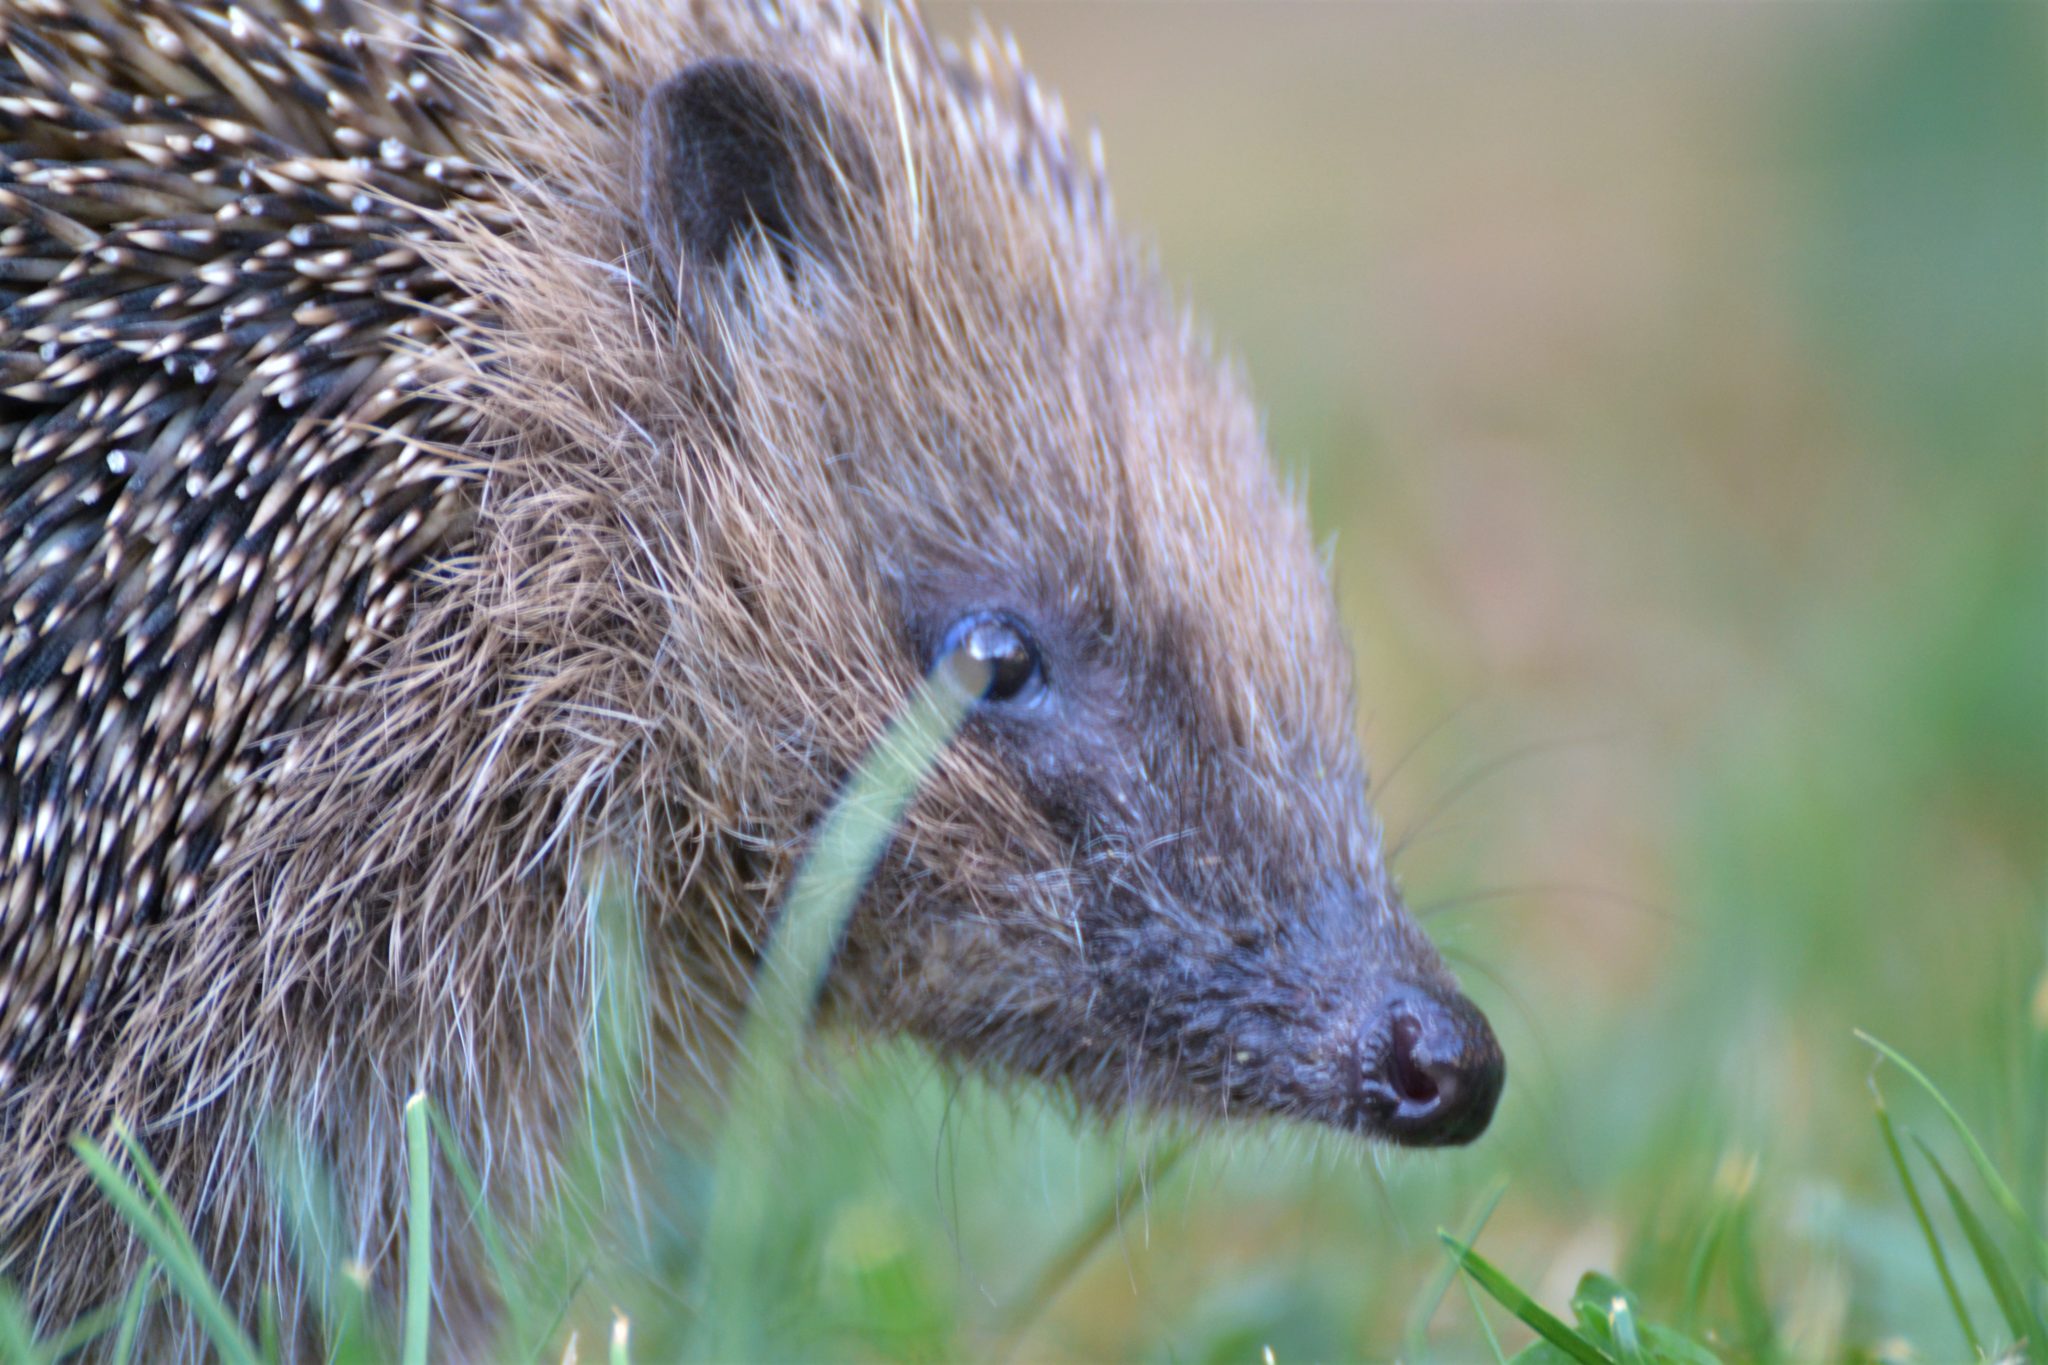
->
[1438, 1231, 1613, 1365]
[1407, 1175, 1509, 1357]
[69, 1135, 261, 1365]
[1915, 1137, 2048, 1352]
[690, 656, 981, 1362]
[1868, 1070, 1981, 1356]
[401, 1094, 433, 1365]
[1856, 1030, 2048, 1281]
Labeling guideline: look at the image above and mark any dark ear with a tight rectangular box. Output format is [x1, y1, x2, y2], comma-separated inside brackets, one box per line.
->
[636, 58, 854, 287]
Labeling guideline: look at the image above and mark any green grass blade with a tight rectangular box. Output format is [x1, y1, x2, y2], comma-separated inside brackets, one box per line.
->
[257, 1123, 377, 1365]
[401, 1094, 433, 1365]
[1571, 1274, 1650, 1365]
[1678, 1201, 1730, 1333]
[2031, 963, 2048, 1333]
[1868, 1072, 1981, 1356]
[692, 660, 978, 1361]
[257, 1289, 279, 1365]
[1915, 1137, 2048, 1352]
[1408, 1176, 1510, 1355]
[1459, 1273, 1509, 1365]
[1640, 1324, 1725, 1365]
[69, 1136, 260, 1365]
[610, 1311, 631, 1365]
[1857, 1030, 2048, 1281]
[107, 1269, 152, 1365]
[425, 1101, 530, 1358]
[471, 867, 648, 1365]
[1439, 1232, 1614, 1365]
[0, 1279, 41, 1365]
[1606, 1293, 1646, 1365]
[1721, 1200, 1774, 1355]
[108, 1123, 195, 1261]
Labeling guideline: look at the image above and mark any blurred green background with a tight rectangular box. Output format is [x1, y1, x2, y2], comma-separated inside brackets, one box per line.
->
[622, 4, 2047, 1360]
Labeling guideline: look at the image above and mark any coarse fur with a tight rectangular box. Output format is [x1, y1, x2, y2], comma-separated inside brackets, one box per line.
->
[0, 0, 1503, 1351]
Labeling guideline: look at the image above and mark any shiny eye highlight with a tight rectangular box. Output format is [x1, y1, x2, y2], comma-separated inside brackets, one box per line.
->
[937, 611, 1045, 706]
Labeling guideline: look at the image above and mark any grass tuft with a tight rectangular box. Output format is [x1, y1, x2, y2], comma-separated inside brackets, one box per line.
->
[1869, 1067, 1982, 1355]
[1915, 1137, 2046, 1353]
[1438, 1234, 1731, 1365]
[1856, 1031, 2048, 1284]
[1439, 1232, 1615, 1365]
[1859, 1028, 2048, 1359]
[68, 1128, 260, 1365]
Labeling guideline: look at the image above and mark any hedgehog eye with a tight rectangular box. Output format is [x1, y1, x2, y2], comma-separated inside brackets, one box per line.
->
[938, 612, 1045, 707]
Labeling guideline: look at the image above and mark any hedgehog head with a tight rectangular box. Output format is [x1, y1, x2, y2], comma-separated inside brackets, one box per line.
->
[561, 36, 1501, 1147]
[419, 4, 1501, 1148]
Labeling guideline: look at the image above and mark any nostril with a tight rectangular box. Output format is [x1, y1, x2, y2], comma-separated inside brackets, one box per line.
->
[1366, 990, 1504, 1147]
[1386, 1012, 1445, 1111]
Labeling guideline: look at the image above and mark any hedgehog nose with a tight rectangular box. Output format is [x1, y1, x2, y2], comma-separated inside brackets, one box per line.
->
[1371, 989, 1504, 1146]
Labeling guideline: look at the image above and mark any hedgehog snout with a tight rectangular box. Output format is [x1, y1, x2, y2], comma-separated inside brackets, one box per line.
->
[1347, 984, 1504, 1146]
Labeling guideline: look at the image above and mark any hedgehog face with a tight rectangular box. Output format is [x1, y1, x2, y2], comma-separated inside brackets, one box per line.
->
[632, 52, 1500, 1146]
[866, 407, 1505, 1149]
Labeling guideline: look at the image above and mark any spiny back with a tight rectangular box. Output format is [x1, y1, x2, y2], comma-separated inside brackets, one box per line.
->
[0, 0, 508, 1085]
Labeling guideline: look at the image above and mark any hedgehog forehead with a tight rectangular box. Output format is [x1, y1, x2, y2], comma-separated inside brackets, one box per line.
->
[724, 151, 1361, 747]
[805, 238, 1359, 779]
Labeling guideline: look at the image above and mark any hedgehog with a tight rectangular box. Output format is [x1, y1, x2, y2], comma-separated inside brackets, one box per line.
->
[0, 0, 1505, 1350]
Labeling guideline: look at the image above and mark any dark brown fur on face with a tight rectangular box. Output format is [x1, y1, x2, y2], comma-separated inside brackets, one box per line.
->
[0, 0, 1500, 1347]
